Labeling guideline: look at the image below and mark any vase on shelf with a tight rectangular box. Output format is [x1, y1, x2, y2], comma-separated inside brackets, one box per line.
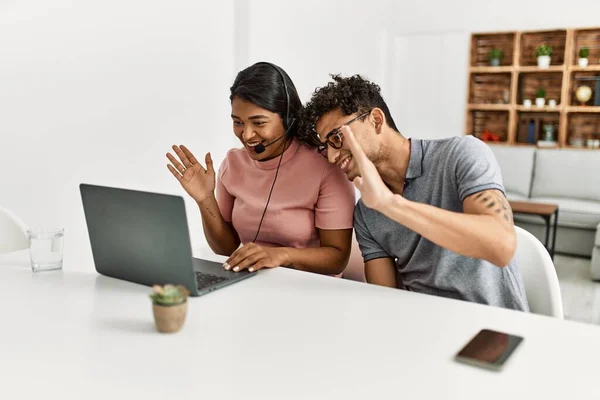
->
[537, 124, 557, 148]
[543, 124, 554, 141]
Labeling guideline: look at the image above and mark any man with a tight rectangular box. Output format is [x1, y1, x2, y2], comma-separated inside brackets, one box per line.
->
[301, 74, 529, 311]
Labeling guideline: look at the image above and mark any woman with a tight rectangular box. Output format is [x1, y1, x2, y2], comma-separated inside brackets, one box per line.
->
[166, 62, 355, 275]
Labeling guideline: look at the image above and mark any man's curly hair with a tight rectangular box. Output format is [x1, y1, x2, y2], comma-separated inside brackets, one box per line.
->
[297, 74, 399, 146]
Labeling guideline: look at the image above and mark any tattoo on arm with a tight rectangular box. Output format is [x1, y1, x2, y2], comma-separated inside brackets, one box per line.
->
[204, 206, 216, 219]
[475, 191, 513, 223]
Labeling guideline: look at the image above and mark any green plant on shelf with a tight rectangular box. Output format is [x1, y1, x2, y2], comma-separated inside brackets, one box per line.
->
[536, 88, 546, 99]
[488, 48, 504, 60]
[535, 44, 553, 57]
[579, 47, 589, 58]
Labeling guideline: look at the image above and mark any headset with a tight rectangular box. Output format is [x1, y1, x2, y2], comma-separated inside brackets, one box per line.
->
[252, 62, 296, 154]
[250, 62, 295, 244]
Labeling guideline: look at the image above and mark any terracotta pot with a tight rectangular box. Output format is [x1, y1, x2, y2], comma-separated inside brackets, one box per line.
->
[152, 301, 188, 333]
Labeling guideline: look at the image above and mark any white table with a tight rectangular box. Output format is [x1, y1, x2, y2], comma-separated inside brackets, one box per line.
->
[1, 250, 599, 399]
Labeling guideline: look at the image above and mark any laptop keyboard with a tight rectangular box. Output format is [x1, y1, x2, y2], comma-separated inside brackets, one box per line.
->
[195, 272, 228, 289]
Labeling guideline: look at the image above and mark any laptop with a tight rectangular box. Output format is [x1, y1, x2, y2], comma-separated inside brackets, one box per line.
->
[79, 183, 256, 296]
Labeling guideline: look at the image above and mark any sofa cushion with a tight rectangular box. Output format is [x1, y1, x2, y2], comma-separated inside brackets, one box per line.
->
[596, 223, 600, 247]
[512, 197, 600, 229]
[531, 149, 600, 201]
[488, 144, 535, 198]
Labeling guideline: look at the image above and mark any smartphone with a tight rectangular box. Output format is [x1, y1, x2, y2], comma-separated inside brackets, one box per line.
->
[454, 328, 523, 371]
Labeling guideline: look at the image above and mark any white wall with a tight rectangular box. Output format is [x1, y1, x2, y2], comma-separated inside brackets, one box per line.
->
[242, 0, 600, 139]
[0, 0, 236, 266]
[240, 0, 394, 102]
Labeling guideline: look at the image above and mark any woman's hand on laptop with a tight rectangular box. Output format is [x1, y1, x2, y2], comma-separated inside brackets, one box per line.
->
[223, 243, 291, 273]
[166, 145, 216, 203]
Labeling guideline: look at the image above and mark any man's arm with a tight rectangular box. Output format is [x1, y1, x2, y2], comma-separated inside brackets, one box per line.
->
[376, 189, 515, 267]
[365, 257, 397, 288]
[340, 125, 515, 268]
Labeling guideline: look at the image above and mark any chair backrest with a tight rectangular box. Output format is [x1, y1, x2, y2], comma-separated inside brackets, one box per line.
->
[0, 206, 29, 253]
[514, 226, 563, 318]
[342, 231, 366, 283]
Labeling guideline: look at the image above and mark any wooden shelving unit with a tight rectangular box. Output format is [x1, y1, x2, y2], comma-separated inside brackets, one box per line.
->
[518, 65, 564, 72]
[465, 27, 600, 149]
[467, 104, 511, 111]
[470, 66, 514, 73]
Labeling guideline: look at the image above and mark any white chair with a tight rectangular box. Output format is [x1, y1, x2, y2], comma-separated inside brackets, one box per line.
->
[342, 231, 366, 283]
[514, 226, 563, 319]
[0, 206, 29, 254]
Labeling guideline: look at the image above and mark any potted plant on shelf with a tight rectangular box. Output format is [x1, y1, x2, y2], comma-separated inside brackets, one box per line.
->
[535, 88, 546, 107]
[579, 47, 590, 68]
[535, 44, 553, 69]
[488, 47, 504, 67]
[150, 284, 190, 333]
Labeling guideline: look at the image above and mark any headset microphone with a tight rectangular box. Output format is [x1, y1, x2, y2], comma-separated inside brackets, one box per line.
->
[253, 135, 284, 154]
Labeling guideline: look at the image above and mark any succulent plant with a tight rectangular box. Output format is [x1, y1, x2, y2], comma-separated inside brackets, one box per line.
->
[536, 88, 546, 99]
[150, 284, 189, 306]
[535, 44, 553, 57]
[488, 47, 504, 60]
[579, 47, 590, 58]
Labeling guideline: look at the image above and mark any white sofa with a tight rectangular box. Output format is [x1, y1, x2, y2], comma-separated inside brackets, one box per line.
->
[488, 145, 600, 279]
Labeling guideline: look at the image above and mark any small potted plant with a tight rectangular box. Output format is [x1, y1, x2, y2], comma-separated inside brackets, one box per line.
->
[579, 47, 590, 68]
[488, 47, 504, 67]
[150, 284, 190, 333]
[535, 44, 553, 69]
[535, 88, 546, 107]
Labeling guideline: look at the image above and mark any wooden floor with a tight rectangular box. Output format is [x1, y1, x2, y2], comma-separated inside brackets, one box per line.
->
[554, 254, 600, 325]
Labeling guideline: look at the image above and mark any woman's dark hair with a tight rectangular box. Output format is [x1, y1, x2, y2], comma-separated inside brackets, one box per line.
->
[299, 74, 399, 146]
[230, 62, 302, 138]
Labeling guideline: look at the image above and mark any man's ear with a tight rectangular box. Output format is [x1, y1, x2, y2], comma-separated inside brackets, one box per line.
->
[370, 108, 386, 134]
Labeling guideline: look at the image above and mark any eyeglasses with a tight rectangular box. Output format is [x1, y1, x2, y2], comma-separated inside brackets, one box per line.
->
[315, 111, 371, 158]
